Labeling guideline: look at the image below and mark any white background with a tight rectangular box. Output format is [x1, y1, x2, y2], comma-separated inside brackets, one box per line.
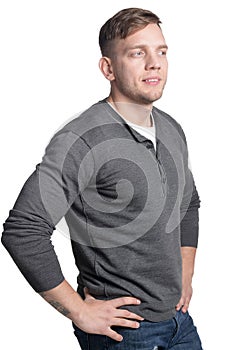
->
[0, 1, 232, 349]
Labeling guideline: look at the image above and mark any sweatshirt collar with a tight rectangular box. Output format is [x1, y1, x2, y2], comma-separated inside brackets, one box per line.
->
[100, 98, 157, 144]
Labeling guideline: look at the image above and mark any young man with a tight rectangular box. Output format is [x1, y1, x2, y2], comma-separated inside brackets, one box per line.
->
[2, 8, 203, 350]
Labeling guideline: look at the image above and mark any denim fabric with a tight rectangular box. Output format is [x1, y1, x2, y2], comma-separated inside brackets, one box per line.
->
[73, 310, 203, 350]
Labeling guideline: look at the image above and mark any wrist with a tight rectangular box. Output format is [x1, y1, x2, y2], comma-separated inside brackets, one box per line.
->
[39, 280, 86, 322]
[68, 295, 86, 324]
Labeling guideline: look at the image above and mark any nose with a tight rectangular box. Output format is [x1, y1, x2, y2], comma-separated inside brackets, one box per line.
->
[145, 53, 161, 71]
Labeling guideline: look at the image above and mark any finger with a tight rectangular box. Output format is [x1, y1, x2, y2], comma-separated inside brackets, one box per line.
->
[113, 317, 141, 329]
[181, 298, 190, 313]
[110, 296, 141, 308]
[105, 327, 123, 342]
[176, 297, 184, 311]
[83, 287, 95, 300]
[115, 309, 144, 321]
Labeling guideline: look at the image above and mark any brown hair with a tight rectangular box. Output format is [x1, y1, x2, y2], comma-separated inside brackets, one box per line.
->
[99, 8, 161, 57]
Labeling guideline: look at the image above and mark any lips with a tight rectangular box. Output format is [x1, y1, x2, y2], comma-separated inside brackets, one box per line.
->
[143, 77, 161, 85]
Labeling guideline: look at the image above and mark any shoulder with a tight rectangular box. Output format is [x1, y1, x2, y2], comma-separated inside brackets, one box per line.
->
[54, 100, 109, 138]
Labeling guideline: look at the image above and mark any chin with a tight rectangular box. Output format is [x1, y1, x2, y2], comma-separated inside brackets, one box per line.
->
[152, 91, 164, 102]
[140, 92, 163, 104]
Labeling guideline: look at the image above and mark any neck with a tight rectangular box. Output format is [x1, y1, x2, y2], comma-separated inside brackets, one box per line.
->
[107, 95, 153, 127]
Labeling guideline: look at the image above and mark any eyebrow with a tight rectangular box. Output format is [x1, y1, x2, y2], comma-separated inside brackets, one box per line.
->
[127, 44, 168, 51]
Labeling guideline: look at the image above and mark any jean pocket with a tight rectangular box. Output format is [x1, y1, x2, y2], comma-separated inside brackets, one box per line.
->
[72, 323, 89, 350]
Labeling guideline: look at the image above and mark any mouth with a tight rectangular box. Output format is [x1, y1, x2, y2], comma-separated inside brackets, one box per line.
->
[142, 77, 161, 86]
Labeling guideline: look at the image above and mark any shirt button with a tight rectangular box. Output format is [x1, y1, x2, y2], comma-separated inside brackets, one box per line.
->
[146, 143, 153, 149]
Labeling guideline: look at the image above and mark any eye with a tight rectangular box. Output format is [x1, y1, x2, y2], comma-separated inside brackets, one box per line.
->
[131, 50, 145, 57]
[158, 50, 167, 56]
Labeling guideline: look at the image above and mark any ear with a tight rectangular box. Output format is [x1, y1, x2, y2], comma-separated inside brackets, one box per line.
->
[99, 57, 115, 81]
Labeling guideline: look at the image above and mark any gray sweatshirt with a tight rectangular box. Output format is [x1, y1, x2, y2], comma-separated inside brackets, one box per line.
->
[1, 100, 200, 322]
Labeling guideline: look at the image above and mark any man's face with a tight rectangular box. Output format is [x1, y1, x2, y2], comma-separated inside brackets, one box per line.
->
[109, 23, 168, 106]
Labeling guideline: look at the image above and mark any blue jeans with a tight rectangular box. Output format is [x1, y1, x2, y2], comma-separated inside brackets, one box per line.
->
[73, 310, 203, 349]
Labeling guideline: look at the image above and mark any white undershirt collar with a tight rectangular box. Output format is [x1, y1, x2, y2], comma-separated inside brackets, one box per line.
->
[107, 102, 156, 149]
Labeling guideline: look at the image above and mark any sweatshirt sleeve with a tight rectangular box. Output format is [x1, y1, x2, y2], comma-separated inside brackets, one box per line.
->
[1, 130, 94, 292]
[179, 130, 201, 248]
[180, 177, 200, 247]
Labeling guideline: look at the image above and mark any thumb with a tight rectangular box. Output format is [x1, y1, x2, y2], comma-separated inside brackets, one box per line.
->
[84, 287, 95, 300]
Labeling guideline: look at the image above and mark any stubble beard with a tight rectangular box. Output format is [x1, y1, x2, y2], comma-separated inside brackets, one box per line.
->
[118, 81, 166, 106]
[128, 88, 164, 106]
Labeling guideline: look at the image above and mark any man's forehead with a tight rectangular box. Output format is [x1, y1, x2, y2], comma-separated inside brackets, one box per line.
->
[119, 23, 166, 47]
